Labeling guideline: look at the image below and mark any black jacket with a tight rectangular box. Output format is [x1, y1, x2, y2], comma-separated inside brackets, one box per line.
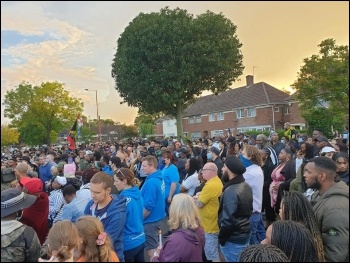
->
[218, 174, 253, 246]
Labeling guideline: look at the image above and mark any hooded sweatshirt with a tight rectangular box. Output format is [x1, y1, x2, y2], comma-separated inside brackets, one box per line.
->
[20, 192, 49, 245]
[311, 181, 349, 262]
[1, 220, 41, 262]
[120, 186, 145, 251]
[141, 169, 166, 224]
[151, 226, 205, 262]
[84, 194, 127, 262]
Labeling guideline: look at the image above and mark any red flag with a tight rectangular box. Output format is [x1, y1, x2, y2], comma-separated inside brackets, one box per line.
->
[67, 119, 77, 150]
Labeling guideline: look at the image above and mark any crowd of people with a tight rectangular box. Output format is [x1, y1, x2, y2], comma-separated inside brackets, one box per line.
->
[1, 123, 349, 262]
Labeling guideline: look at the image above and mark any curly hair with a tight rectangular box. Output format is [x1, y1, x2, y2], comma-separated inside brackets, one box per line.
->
[239, 244, 289, 262]
[75, 216, 117, 262]
[281, 191, 325, 262]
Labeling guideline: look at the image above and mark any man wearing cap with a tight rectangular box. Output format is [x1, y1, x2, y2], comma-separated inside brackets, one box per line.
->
[218, 156, 253, 262]
[48, 176, 67, 226]
[207, 147, 224, 180]
[1, 188, 41, 262]
[20, 178, 49, 245]
[314, 136, 332, 156]
[321, 146, 336, 159]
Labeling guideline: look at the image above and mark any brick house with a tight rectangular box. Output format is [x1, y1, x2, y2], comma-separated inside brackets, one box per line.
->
[156, 75, 306, 139]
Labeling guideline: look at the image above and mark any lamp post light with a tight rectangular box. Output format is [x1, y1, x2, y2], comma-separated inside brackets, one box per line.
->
[85, 89, 101, 143]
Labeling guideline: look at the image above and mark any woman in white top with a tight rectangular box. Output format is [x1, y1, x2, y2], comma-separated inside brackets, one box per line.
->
[180, 157, 200, 196]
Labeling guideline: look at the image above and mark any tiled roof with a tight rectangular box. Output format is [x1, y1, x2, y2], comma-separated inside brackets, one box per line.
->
[183, 82, 290, 117]
[284, 92, 297, 101]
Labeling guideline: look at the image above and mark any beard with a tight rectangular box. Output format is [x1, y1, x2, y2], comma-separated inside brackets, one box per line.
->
[222, 170, 229, 183]
[307, 178, 321, 190]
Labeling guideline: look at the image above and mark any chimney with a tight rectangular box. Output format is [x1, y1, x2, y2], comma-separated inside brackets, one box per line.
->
[246, 75, 254, 87]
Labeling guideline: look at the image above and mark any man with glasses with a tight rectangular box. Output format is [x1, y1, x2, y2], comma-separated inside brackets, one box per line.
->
[193, 162, 223, 262]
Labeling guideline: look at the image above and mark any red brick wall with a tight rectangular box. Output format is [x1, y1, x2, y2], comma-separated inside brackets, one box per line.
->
[288, 102, 306, 124]
[183, 105, 287, 136]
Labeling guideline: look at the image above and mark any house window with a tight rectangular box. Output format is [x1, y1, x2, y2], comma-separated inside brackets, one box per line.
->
[237, 109, 244, 118]
[196, 116, 201, 123]
[247, 107, 256, 117]
[217, 112, 224, 121]
[274, 106, 279, 112]
[189, 117, 195, 124]
[211, 130, 224, 137]
[209, 113, 216, 122]
[284, 106, 289, 114]
[191, 132, 201, 139]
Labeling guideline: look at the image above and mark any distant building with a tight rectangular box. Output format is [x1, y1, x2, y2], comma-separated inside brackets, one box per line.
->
[156, 75, 306, 138]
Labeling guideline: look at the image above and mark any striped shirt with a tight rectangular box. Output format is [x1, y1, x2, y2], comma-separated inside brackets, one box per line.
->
[48, 189, 65, 222]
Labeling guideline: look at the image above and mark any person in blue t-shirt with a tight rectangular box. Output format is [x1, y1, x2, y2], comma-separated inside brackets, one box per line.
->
[114, 168, 145, 262]
[161, 151, 180, 216]
[140, 155, 166, 261]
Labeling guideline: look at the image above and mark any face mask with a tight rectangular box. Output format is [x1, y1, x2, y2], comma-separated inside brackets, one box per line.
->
[281, 140, 285, 144]
[174, 152, 179, 158]
[298, 138, 303, 143]
[207, 153, 212, 160]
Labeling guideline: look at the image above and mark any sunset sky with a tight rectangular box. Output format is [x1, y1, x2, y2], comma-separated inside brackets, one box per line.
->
[1, 1, 349, 125]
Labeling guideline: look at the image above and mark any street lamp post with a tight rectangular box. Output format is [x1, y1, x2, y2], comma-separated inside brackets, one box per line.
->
[85, 89, 101, 143]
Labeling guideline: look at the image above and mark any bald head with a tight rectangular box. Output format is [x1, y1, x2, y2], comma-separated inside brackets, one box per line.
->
[202, 162, 218, 181]
[16, 163, 29, 173]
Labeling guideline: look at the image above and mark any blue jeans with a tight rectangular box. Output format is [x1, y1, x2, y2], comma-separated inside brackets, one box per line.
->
[249, 212, 266, 244]
[220, 240, 249, 262]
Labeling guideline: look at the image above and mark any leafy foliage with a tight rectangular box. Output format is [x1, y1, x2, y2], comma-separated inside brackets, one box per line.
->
[1, 125, 20, 146]
[292, 38, 349, 134]
[3, 81, 83, 145]
[119, 124, 139, 139]
[112, 7, 244, 138]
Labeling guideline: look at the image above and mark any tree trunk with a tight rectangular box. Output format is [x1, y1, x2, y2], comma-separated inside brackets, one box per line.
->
[176, 102, 184, 142]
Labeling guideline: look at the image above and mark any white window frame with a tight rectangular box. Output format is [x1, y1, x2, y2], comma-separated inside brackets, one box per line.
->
[189, 117, 195, 124]
[196, 115, 201, 123]
[237, 109, 244, 118]
[247, 107, 256, 117]
[191, 132, 201, 139]
[209, 113, 216, 122]
[211, 130, 224, 137]
[274, 106, 279, 112]
[217, 112, 224, 121]
[284, 106, 289, 114]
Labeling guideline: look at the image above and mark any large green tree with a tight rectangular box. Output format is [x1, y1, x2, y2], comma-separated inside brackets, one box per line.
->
[292, 38, 349, 136]
[3, 81, 83, 145]
[112, 7, 244, 138]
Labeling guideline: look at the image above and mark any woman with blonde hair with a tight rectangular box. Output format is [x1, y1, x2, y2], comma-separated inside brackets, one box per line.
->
[38, 220, 79, 262]
[151, 193, 205, 262]
[75, 216, 119, 262]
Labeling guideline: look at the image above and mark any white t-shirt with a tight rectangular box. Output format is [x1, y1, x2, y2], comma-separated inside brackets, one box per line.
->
[243, 164, 264, 213]
[181, 171, 200, 196]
